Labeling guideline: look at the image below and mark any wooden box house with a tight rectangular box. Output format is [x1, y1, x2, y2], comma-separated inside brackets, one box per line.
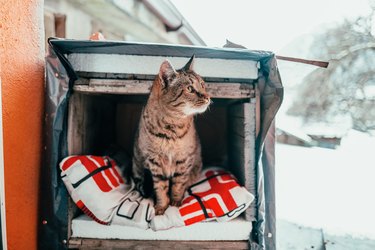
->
[42, 39, 283, 249]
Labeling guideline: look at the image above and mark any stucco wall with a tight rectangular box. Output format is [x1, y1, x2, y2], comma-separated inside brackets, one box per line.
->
[0, 0, 44, 249]
[44, 0, 193, 43]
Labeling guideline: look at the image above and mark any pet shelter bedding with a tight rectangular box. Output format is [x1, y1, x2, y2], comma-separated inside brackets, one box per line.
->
[60, 155, 254, 231]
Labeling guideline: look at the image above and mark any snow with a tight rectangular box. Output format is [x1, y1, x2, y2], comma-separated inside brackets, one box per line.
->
[301, 118, 352, 137]
[276, 129, 375, 239]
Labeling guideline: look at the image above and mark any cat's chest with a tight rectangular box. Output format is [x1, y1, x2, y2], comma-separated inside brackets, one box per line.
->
[149, 135, 195, 161]
[156, 137, 194, 155]
[157, 147, 192, 177]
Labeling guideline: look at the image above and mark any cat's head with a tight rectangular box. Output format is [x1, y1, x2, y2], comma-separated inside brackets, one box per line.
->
[156, 55, 211, 117]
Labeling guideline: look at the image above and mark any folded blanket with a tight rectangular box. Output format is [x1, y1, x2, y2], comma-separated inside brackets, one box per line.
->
[60, 155, 254, 230]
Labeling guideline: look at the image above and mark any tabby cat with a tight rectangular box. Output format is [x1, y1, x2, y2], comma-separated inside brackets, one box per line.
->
[132, 55, 210, 215]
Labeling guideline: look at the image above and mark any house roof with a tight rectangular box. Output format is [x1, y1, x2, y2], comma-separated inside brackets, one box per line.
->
[68, 0, 205, 46]
[141, 0, 206, 45]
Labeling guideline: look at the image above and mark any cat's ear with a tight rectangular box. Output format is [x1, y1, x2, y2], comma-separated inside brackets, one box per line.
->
[159, 60, 176, 88]
[181, 55, 195, 71]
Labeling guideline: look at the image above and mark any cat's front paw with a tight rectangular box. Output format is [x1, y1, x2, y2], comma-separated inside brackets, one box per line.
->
[155, 205, 168, 215]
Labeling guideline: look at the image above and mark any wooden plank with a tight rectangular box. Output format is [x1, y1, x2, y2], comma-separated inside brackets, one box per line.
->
[67, 93, 117, 155]
[73, 79, 255, 99]
[54, 13, 66, 38]
[196, 106, 228, 167]
[115, 102, 144, 155]
[276, 55, 329, 68]
[205, 83, 254, 99]
[67, 93, 85, 155]
[75, 79, 152, 95]
[67, 53, 259, 80]
[69, 238, 248, 249]
[67, 93, 98, 155]
[228, 103, 256, 221]
[76, 72, 256, 83]
[67, 199, 73, 243]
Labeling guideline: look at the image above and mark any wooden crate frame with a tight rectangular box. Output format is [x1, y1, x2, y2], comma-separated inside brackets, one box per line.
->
[68, 238, 249, 249]
[66, 78, 257, 249]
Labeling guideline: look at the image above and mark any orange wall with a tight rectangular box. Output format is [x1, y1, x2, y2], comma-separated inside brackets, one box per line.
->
[0, 0, 44, 249]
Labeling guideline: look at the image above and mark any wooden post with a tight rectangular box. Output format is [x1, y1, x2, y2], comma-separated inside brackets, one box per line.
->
[0, 0, 45, 249]
[276, 55, 329, 68]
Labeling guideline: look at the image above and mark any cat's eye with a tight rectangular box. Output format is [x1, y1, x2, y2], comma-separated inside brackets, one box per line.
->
[187, 86, 194, 93]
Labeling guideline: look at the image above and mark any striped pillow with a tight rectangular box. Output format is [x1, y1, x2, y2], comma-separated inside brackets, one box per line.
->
[60, 155, 131, 225]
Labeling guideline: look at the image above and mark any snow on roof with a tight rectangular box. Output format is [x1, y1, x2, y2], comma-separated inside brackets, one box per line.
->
[277, 114, 351, 138]
[276, 115, 313, 143]
[303, 122, 351, 138]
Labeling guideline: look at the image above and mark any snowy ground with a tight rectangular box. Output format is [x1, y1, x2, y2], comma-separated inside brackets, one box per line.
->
[276, 129, 375, 239]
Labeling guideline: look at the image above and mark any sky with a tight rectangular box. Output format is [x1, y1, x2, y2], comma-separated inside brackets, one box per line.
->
[171, 0, 372, 53]
[171, 0, 374, 113]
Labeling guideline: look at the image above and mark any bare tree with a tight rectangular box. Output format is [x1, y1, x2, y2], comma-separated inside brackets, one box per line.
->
[288, 7, 375, 131]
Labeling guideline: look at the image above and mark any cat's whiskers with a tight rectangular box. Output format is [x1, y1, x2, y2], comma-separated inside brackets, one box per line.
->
[207, 99, 213, 112]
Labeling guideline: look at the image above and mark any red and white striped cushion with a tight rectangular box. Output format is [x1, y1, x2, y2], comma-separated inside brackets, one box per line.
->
[60, 156, 254, 230]
[60, 155, 132, 225]
[180, 168, 251, 225]
[150, 168, 254, 230]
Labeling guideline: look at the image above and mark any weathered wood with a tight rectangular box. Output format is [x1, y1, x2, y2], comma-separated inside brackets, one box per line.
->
[76, 72, 157, 81]
[73, 79, 255, 99]
[68, 238, 248, 250]
[205, 82, 254, 99]
[76, 72, 257, 83]
[66, 89, 257, 245]
[74, 79, 152, 95]
[196, 106, 228, 166]
[67, 199, 75, 244]
[67, 94, 99, 155]
[255, 85, 261, 137]
[67, 93, 116, 155]
[276, 55, 329, 68]
[228, 103, 256, 221]
[54, 13, 66, 38]
[67, 93, 86, 155]
[115, 102, 144, 155]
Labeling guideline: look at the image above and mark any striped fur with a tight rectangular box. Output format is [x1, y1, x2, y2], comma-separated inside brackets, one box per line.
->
[132, 56, 211, 215]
